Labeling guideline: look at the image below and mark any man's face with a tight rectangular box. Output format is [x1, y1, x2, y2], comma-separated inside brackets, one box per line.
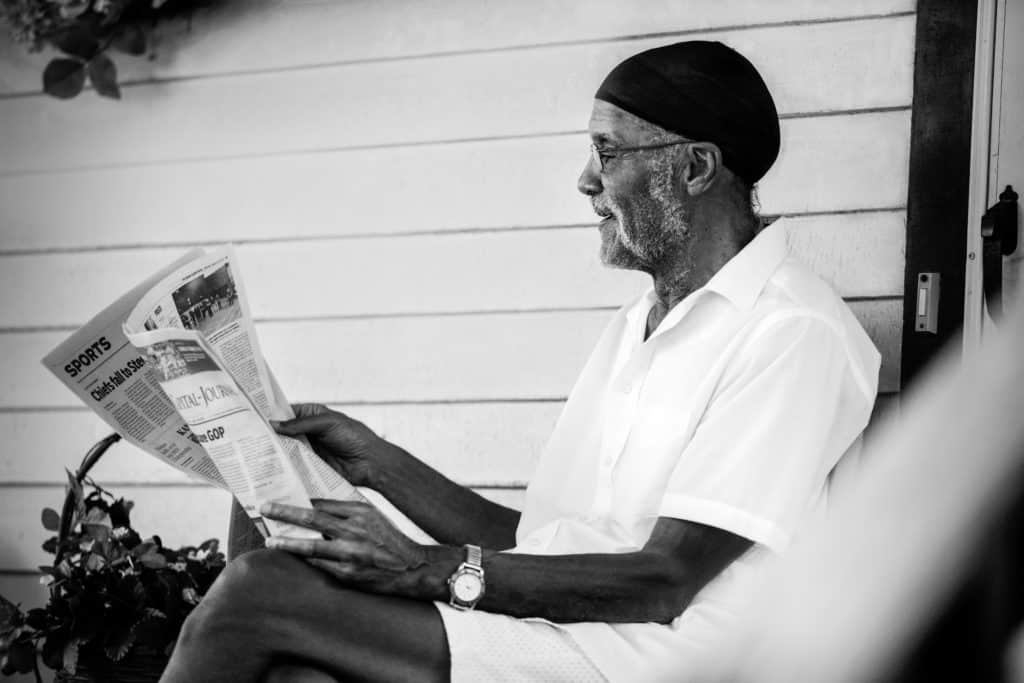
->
[578, 100, 691, 273]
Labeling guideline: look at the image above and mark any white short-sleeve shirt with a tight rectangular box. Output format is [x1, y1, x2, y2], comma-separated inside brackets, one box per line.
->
[511, 219, 881, 681]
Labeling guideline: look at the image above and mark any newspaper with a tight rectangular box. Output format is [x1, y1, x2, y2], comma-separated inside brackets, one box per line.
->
[42, 246, 365, 538]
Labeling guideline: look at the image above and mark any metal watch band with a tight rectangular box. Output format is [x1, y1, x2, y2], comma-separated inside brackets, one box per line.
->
[465, 543, 482, 568]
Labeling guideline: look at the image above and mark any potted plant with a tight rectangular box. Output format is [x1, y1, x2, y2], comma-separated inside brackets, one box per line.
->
[0, 435, 225, 682]
[0, 0, 215, 99]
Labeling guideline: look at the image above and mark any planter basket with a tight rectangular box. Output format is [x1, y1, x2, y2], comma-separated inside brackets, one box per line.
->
[54, 645, 166, 683]
[52, 434, 170, 683]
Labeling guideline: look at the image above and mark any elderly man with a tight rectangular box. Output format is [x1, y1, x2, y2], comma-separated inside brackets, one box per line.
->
[161, 41, 879, 682]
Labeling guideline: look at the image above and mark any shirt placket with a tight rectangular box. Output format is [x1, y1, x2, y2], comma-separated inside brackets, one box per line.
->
[591, 342, 653, 519]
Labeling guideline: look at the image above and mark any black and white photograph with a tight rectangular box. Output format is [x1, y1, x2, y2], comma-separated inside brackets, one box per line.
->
[171, 264, 241, 336]
[1, 1, 1023, 681]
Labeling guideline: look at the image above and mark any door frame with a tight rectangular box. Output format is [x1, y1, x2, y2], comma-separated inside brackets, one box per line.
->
[963, 0, 1010, 357]
[899, 0, 978, 388]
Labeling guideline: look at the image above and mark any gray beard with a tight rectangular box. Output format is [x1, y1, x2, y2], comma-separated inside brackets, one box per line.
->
[598, 161, 691, 273]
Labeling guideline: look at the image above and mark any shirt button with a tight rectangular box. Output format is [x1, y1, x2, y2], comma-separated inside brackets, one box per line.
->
[622, 383, 633, 393]
[603, 457, 613, 467]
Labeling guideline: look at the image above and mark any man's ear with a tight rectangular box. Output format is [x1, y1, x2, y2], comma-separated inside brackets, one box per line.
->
[681, 142, 722, 196]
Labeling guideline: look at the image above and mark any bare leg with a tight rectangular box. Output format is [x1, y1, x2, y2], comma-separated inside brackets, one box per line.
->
[160, 549, 450, 683]
[261, 661, 338, 683]
[261, 661, 339, 683]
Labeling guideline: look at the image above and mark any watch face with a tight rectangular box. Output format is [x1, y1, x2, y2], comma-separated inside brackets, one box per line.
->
[452, 572, 483, 602]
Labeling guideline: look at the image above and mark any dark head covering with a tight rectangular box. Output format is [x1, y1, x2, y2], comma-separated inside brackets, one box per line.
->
[595, 41, 780, 185]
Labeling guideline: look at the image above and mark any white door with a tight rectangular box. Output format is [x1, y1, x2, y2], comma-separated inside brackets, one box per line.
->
[964, 0, 1024, 353]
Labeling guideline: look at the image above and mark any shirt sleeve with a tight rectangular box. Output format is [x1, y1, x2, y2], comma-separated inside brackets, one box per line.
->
[657, 312, 875, 553]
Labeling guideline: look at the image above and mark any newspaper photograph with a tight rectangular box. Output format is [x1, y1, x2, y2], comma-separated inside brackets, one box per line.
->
[125, 247, 275, 417]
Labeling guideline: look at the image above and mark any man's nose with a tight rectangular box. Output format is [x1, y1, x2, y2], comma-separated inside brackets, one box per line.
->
[577, 155, 602, 196]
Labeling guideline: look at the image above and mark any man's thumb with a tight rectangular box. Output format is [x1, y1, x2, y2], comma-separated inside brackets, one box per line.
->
[272, 415, 331, 437]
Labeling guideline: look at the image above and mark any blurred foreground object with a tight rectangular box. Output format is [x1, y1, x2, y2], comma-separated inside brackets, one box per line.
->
[712, 301, 1024, 682]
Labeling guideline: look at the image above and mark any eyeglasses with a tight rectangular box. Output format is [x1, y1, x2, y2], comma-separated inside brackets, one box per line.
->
[589, 139, 692, 172]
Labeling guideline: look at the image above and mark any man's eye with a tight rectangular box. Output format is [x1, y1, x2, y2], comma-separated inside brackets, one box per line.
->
[598, 151, 614, 163]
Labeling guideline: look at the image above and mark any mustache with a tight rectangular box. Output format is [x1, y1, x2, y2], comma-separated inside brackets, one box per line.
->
[591, 198, 615, 218]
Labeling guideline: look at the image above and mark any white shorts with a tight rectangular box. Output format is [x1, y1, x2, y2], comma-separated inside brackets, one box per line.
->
[434, 602, 606, 682]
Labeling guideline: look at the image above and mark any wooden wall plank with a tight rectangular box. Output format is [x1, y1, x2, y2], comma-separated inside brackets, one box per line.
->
[0, 111, 912, 252]
[0, 402, 558, 485]
[1, 301, 902, 410]
[0, 16, 914, 175]
[853, 299, 903, 393]
[784, 212, 906, 299]
[0, 211, 905, 328]
[0, 573, 49, 612]
[0, 0, 915, 95]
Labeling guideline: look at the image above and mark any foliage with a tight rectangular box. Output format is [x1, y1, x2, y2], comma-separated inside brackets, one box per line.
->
[0, 476, 224, 679]
[0, 0, 214, 99]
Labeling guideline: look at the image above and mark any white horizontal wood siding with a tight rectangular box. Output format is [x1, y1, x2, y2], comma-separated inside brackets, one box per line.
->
[0, 1, 914, 618]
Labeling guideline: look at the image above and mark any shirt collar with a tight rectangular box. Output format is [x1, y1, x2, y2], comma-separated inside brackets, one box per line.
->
[622, 218, 790, 341]
[702, 217, 789, 311]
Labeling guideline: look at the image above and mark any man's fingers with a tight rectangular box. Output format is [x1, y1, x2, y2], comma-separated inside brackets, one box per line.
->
[290, 403, 329, 419]
[311, 499, 373, 518]
[265, 535, 365, 561]
[260, 502, 339, 533]
[306, 557, 355, 579]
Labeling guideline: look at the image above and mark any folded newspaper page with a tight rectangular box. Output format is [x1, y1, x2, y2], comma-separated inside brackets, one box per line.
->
[41, 250, 226, 488]
[42, 245, 365, 538]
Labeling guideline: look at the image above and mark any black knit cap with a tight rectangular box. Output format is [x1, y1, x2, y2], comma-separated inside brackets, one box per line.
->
[595, 40, 780, 185]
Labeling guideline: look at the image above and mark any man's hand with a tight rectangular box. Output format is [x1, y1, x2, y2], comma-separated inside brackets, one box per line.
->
[261, 499, 453, 599]
[273, 404, 389, 488]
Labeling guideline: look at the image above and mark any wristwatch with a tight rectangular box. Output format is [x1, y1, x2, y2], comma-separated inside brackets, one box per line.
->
[447, 544, 485, 610]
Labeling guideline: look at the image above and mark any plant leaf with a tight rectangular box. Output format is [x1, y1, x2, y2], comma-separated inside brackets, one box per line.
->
[51, 25, 100, 60]
[66, 470, 85, 521]
[41, 632, 65, 671]
[139, 551, 167, 569]
[41, 508, 60, 532]
[56, 559, 73, 578]
[43, 58, 86, 100]
[81, 507, 111, 528]
[113, 24, 147, 56]
[6, 638, 34, 673]
[104, 625, 135, 661]
[62, 638, 79, 674]
[87, 54, 121, 100]
[24, 609, 46, 631]
[84, 523, 111, 546]
[84, 553, 106, 572]
[131, 541, 155, 558]
[109, 498, 132, 528]
[0, 594, 19, 631]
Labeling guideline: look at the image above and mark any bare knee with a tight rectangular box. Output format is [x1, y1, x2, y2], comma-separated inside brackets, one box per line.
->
[179, 549, 304, 643]
[262, 662, 338, 683]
